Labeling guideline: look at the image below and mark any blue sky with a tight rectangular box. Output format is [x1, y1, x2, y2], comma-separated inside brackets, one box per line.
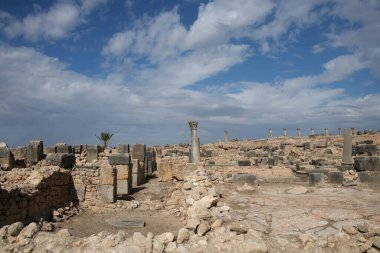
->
[0, 0, 379, 147]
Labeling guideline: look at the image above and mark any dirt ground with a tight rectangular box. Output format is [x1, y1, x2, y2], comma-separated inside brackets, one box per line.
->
[59, 177, 183, 238]
[59, 210, 183, 238]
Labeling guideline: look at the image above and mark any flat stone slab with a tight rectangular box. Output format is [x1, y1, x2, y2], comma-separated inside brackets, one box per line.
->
[286, 186, 308, 195]
[105, 218, 145, 228]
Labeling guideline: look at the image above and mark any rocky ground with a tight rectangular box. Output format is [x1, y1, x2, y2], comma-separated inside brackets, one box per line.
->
[1, 134, 380, 253]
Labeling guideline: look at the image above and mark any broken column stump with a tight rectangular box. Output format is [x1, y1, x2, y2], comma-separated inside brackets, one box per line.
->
[26, 140, 43, 166]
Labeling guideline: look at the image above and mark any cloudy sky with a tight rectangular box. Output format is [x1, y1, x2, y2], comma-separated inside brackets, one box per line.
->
[0, 0, 379, 147]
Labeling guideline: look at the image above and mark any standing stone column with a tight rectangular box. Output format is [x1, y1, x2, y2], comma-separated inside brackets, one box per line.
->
[296, 128, 301, 137]
[342, 128, 353, 168]
[189, 121, 201, 163]
[310, 128, 315, 135]
[283, 128, 287, 137]
[26, 140, 44, 166]
[338, 128, 342, 136]
[324, 128, 329, 136]
[224, 130, 228, 143]
[351, 127, 355, 136]
[268, 129, 272, 139]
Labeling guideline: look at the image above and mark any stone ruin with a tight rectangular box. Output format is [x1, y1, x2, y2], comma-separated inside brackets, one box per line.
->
[0, 124, 380, 252]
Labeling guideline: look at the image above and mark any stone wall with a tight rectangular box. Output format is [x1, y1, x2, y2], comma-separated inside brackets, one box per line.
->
[71, 165, 118, 209]
[0, 167, 74, 227]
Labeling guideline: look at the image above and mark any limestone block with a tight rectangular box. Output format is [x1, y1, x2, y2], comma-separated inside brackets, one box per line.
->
[46, 153, 75, 169]
[0, 143, 14, 170]
[238, 160, 251, 166]
[73, 145, 83, 154]
[144, 158, 148, 177]
[303, 142, 315, 150]
[43, 147, 56, 155]
[11, 146, 27, 167]
[116, 144, 130, 153]
[155, 147, 162, 158]
[328, 171, 343, 185]
[87, 145, 100, 162]
[116, 165, 132, 180]
[55, 143, 72, 154]
[131, 144, 146, 162]
[97, 185, 116, 203]
[146, 146, 156, 162]
[309, 173, 326, 186]
[147, 160, 153, 176]
[245, 150, 257, 158]
[232, 174, 256, 185]
[26, 140, 43, 165]
[74, 184, 86, 202]
[354, 144, 377, 156]
[131, 159, 145, 187]
[100, 166, 116, 185]
[354, 157, 380, 171]
[268, 156, 279, 166]
[108, 153, 131, 165]
[357, 171, 380, 184]
[117, 179, 131, 195]
[157, 160, 173, 182]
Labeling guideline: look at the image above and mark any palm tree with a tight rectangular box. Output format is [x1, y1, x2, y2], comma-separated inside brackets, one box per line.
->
[96, 132, 114, 148]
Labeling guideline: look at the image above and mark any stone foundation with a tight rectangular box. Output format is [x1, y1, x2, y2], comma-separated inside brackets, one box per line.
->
[0, 167, 74, 227]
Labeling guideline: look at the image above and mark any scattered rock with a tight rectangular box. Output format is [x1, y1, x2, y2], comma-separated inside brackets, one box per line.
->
[185, 218, 200, 231]
[230, 225, 248, 235]
[342, 225, 358, 235]
[40, 221, 54, 232]
[0, 225, 9, 239]
[183, 182, 192, 190]
[177, 228, 190, 244]
[18, 222, 39, 238]
[8, 222, 24, 237]
[356, 223, 370, 233]
[197, 223, 210, 236]
[373, 236, 380, 249]
[211, 219, 223, 229]
[360, 241, 372, 252]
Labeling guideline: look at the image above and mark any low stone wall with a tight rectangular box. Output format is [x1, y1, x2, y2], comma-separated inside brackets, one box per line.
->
[71, 164, 123, 210]
[0, 167, 74, 227]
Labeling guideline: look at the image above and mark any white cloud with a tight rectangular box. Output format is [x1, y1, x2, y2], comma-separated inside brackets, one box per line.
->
[81, 0, 109, 13]
[312, 44, 325, 54]
[0, 0, 108, 41]
[137, 44, 249, 88]
[1, 0, 379, 146]
[101, 0, 274, 62]
[324, 0, 380, 77]
[185, 0, 274, 49]
[251, 0, 329, 53]
[103, 9, 187, 62]
[102, 31, 134, 56]
[1, 44, 379, 147]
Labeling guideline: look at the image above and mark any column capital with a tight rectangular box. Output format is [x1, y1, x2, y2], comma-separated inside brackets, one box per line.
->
[188, 121, 198, 130]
